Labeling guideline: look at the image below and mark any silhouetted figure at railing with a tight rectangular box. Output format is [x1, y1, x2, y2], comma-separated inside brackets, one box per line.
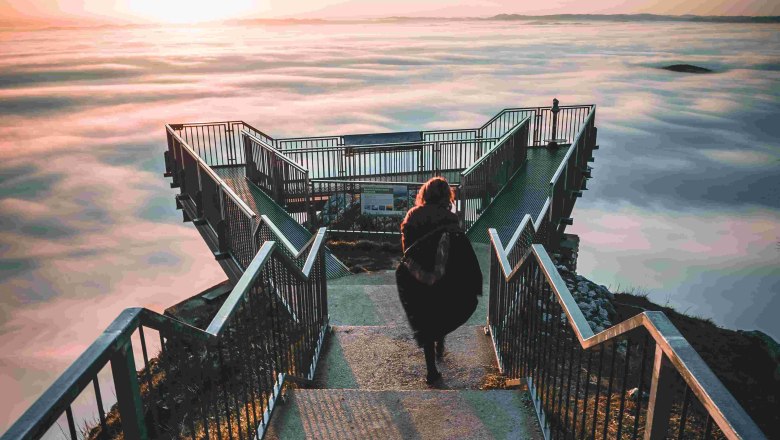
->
[396, 177, 483, 384]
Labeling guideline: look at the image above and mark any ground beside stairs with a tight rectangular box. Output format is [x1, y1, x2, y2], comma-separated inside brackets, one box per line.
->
[265, 258, 543, 440]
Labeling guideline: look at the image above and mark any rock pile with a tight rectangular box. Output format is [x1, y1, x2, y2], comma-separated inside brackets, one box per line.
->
[554, 263, 616, 333]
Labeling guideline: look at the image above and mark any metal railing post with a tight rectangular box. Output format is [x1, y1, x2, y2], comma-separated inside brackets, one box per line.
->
[549, 98, 560, 147]
[110, 339, 148, 440]
[244, 133, 256, 183]
[534, 108, 542, 146]
[195, 166, 203, 219]
[217, 188, 229, 256]
[644, 345, 675, 440]
[305, 173, 314, 228]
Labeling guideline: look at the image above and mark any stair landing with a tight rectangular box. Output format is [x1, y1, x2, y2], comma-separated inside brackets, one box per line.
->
[265, 270, 543, 439]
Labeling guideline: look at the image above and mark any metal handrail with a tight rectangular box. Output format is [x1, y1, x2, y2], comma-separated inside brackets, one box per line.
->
[311, 178, 459, 187]
[341, 138, 493, 151]
[277, 137, 498, 156]
[275, 135, 343, 143]
[423, 128, 479, 134]
[244, 131, 309, 173]
[207, 222, 326, 333]
[277, 145, 346, 153]
[533, 198, 550, 231]
[175, 120, 276, 143]
[549, 107, 596, 187]
[2, 219, 328, 440]
[171, 105, 591, 159]
[478, 104, 594, 132]
[166, 124, 256, 219]
[488, 228, 766, 439]
[257, 214, 323, 266]
[461, 117, 531, 179]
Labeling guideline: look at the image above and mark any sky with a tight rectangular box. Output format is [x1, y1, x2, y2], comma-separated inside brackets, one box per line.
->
[0, 5, 778, 436]
[0, 0, 779, 25]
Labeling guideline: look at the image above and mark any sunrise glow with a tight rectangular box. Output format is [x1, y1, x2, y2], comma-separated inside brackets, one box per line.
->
[117, 0, 265, 24]
[0, 0, 778, 25]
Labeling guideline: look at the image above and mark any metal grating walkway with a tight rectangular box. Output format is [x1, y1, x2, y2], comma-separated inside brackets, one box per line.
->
[211, 145, 569, 275]
[467, 147, 569, 244]
[213, 166, 351, 278]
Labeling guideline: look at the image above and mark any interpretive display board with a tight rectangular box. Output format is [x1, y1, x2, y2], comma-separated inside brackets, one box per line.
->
[361, 185, 409, 216]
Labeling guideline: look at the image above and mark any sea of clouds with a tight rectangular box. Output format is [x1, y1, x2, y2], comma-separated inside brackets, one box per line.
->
[0, 19, 778, 432]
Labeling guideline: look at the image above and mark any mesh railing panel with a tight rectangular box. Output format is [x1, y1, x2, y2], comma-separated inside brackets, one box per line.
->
[489, 252, 732, 439]
[276, 136, 342, 150]
[176, 121, 274, 167]
[180, 145, 200, 204]
[281, 147, 345, 179]
[244, 133, 311, 226]
[200, 170, 222, 233]
[506, 217, 536, 268]
[479, 106, 593, 147]
[179, 122, 238, 167]
[422, 129, 479, 142]
[460, 119, 530, 229]
[223, 192, 255, 269]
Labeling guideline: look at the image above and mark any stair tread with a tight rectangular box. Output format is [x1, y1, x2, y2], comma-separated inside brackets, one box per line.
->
[265, 388, 543, 440]
[327, 281, 489, 327]
[315, 325, 499, 390]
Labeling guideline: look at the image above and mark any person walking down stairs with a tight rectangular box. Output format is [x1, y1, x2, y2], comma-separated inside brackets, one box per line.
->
[396, 177, 483, 385]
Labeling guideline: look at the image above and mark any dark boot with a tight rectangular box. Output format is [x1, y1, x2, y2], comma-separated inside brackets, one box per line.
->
[424, 342, 441, 384]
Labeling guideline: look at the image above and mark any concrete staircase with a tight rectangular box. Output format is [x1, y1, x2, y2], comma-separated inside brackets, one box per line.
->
[265, 249, 544, 439]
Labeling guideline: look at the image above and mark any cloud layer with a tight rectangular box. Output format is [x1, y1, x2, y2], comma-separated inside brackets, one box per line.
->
[1, 19, 778, 433]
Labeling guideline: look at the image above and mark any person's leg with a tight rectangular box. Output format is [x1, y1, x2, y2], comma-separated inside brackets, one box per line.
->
[423, 341, 441, 384]
[435, 336, 445, 359]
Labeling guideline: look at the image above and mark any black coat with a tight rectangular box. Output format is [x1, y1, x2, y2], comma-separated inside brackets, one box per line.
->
[396, 204, 482, 346]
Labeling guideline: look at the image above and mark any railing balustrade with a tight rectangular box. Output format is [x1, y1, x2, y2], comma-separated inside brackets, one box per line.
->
[479, 105, 593, 146]
[275, 135, 342, 151]
[166, 124, 259, 275]
[278, 137, 497, 182]
[7, 100, 767, 440]
[244, 132, 313, 226]
[170, 121, 273, 167]
[422, 128, 479, 142]
[306, 116, 528, 239]
[167, 124, 351, 279]
[487, 235, 766, 439]
[1, 220, 329, 440]
[165, 103, 591, 172]
[460, 117, 531, 230]
[546, 107, 597, 248]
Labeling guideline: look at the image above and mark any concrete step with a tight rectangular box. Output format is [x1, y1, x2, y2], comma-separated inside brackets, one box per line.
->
[314, 325, 500, 390]
[327, 277, 489, 327]
[265, 388, 543, 440]
[329, 270, 400, 286]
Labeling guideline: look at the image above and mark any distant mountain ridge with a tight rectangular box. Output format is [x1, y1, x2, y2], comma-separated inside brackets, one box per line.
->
[489, 13, 780, 23]
[228, 14, 780, 25]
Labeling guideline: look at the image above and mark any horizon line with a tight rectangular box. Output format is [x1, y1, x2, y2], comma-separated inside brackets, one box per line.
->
[2, 13, 779, 29]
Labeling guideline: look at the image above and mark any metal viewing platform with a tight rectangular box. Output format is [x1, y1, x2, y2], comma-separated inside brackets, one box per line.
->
[2, 100, 768, 440]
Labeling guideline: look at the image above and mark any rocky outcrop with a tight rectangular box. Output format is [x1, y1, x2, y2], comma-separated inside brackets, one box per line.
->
[555, 263, 616, 333]
[552, 234, 615, 333]
[660, 64, 713, 73]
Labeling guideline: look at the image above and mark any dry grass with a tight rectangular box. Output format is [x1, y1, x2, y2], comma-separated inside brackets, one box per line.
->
[85, 290, 305, 440]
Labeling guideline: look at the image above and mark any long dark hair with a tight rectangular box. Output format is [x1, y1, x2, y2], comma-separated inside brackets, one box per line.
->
[414, 176, 455, 209]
